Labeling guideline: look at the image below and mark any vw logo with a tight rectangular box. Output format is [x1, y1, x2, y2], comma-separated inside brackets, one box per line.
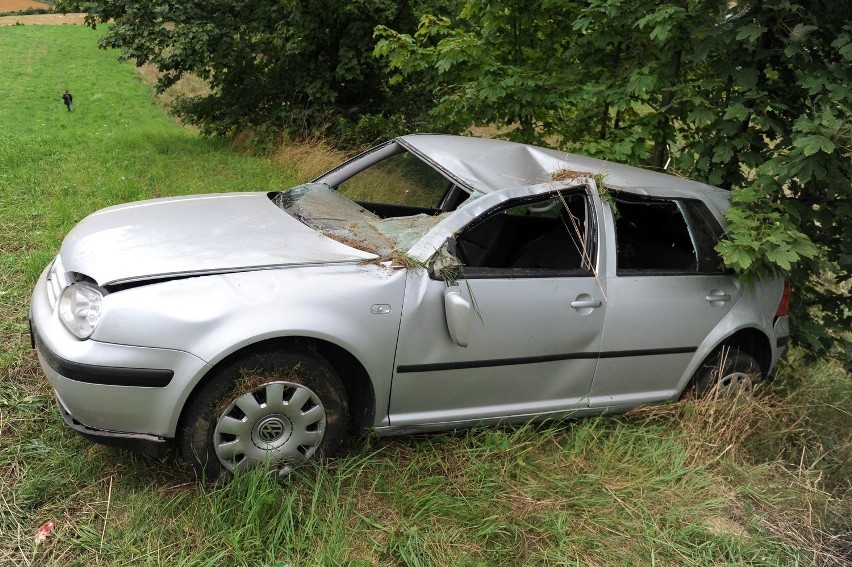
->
[257, 417, 286, 443]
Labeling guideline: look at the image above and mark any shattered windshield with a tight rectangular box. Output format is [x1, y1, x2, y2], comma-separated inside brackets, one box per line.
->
[274, 184, 450, 257]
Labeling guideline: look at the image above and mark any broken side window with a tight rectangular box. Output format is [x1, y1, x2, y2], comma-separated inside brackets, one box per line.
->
[681, 199, 727, 273]
[614, 195, 698, 273]
[453, 191, 593, 277]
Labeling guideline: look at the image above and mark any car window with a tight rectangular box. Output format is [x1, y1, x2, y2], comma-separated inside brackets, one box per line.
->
[275, 183, 450, 256]
[337, 150, 465, 212]
[681, 199, 726, 273]
[614, 194, 724, 274]
[453, 191, 593, 278]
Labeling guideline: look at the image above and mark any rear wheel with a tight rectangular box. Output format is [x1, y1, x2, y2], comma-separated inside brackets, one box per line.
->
[693, 346, 763, 398]
[181, 349, 348, 482]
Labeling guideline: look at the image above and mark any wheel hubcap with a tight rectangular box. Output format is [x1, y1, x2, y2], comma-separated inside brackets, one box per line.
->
[213, 380, 326, 476]
[716, 370, 755, 397]
[253, 414, 292, 447]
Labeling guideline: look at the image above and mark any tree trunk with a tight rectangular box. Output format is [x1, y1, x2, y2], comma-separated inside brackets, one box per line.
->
[652, 49, 682, 171]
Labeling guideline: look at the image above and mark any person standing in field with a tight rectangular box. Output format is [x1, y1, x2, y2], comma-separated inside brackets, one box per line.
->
[62, 90, 73, 112]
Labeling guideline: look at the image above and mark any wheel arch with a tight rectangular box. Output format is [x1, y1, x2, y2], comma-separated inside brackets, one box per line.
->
[680, 327, 773, 399]
[716, 327, 773, 377]
[176, 336, 376, 441]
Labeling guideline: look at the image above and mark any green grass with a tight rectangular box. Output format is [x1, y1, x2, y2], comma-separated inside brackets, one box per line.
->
[0, 24, 293, 368]
[1, 24, 850, 566]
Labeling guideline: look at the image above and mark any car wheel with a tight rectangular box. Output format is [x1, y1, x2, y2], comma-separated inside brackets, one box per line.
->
[180, 349, 348, 482]
[693, 346, 763, 399]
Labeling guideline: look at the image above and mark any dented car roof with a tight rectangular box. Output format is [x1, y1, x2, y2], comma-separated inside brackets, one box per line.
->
[399, 134, 728, 200]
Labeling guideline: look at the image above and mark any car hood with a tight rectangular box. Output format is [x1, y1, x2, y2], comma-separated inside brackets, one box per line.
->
[59, 192, 377, 285]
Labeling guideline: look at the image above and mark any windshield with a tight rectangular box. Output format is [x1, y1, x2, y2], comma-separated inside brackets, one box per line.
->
[337, 149, 453, 209]
[274, 184, 450, 257]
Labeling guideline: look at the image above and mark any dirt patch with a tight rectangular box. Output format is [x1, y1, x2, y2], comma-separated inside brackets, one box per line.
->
[0, 0, 50, 11]
[0, 12, 85, 26]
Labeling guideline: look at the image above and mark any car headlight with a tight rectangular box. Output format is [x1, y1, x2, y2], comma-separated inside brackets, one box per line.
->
[58, 282, 105, 339]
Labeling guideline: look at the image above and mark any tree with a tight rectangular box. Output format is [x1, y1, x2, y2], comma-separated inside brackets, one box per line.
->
[69, 0, 428, 142]
[376, 0, 851, 360]
[377, 1, 571, 146]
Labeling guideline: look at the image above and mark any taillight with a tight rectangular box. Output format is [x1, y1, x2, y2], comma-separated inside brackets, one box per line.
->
[776, 280, 790, 317]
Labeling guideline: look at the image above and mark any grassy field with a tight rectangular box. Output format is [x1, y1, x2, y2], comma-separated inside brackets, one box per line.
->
[1, 24, 850, 566]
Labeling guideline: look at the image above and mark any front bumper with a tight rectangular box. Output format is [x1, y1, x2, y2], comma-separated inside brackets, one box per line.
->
[56, 395, 168, 458]
[30, 264, 211, 440]
[33, 326, 175, 388]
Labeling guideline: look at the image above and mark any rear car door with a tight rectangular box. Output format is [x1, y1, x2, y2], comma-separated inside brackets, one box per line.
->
[589, 194, 740, 406]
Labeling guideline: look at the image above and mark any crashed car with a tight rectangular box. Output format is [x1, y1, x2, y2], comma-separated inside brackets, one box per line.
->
[30, 134, 790, 480]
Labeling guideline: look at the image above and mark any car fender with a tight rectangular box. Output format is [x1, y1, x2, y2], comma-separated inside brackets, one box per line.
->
[93, 262, 408, 434]
[673, 276, 784, 396]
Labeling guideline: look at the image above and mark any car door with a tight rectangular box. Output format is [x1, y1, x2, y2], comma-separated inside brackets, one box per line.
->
[589, 195, 741, 407]
[388, 190, 606, 427]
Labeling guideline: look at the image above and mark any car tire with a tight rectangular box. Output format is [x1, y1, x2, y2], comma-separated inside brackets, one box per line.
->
[692, 346, 763, 399]
[180, 348, 348, 482]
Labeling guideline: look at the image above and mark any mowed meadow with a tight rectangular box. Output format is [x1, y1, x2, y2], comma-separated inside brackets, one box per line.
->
[1, 23, 850, 567]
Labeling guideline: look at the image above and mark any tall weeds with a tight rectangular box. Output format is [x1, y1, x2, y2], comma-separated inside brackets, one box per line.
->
[627, 352, 852, 565]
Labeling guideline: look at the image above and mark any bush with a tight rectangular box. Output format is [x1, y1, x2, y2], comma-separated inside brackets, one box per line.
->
[334, 112, 410, 149]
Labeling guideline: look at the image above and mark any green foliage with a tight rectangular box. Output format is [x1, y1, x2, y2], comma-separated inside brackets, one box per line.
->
[375, 1, 574, 145]
[73, 0, 434, 145]
[0, 8, 54, 17]
[376, 0, 852, 359]
[717, 187, 817, 275]
[335, 111, 409, 148]
[691, 2, 851, 359]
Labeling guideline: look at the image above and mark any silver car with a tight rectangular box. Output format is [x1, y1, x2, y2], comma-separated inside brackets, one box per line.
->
[30, 134, 790, 480]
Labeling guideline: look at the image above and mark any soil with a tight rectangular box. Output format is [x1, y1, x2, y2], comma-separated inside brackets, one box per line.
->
[0, 0, 50, 11]
[0, 11, 85, 26]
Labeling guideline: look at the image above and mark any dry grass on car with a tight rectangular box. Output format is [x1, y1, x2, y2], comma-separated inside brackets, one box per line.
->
[550, 168, 594, 182]
[212, 364, 305, 418]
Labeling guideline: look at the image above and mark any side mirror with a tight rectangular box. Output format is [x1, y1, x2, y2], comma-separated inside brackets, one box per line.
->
[430, 238, 460, 280]
[443, 285, 470, 348]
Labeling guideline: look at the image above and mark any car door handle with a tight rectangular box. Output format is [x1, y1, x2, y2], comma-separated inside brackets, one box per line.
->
[705, 291, 731, 303]
[571, 299, 602, 309]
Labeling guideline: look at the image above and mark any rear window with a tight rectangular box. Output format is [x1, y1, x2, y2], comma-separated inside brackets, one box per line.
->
[681, 199, 726, 273]
[614, 195, 724, 275]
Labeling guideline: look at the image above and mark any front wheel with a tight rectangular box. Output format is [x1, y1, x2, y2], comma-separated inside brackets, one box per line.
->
[692, 346, 763, 399]
[180, 349, 348, 482]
